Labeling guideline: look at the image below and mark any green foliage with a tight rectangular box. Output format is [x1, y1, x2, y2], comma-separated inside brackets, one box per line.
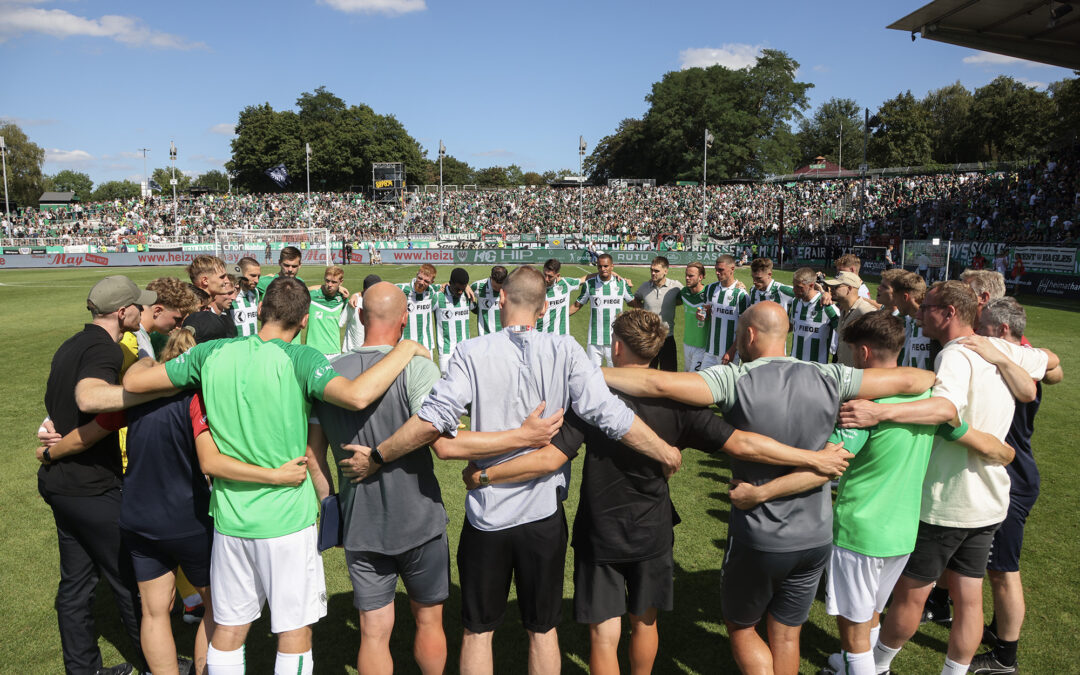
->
[586, 51, 811, 182]
[795, 97, 865, 168]
[1048, 76, 1080, 141]
[227, 86, 426, 193]
[969, 76, 1053, 160]
[91, 180, 141, 201]
[473, 164, 525, 187]
[0, 122, 45, 208]
[193, 169, 230, 192]
[44, 170, 93, 203]
[152, 167, 191, 194]
[923, 82, 977, 164]
[868, 91, 934, 167]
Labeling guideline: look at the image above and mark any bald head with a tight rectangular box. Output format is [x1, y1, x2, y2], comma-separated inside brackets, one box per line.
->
[361, 282, 408, 345]
[736, 302, 790, 361]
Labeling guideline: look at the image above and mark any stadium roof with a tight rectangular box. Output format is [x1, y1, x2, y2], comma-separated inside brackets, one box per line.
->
[888, 0, 1080, 70]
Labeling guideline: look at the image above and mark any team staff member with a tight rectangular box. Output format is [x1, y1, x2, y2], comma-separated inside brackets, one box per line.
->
[679, 262, 709, 372]
[462, 309, 853, 675]
[342, 266, 681, 675]
[822, 271, 877, 367]
[342, 274, 383, 353]
[40, 275, 160, 675]
[123, 277, 430, 675]
[628, 256, 683, 371]
[838, 282, 1055, 675]
[601, 302, 936, 675]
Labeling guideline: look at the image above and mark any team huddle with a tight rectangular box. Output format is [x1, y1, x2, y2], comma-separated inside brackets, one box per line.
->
[34, 246, 1061, 675]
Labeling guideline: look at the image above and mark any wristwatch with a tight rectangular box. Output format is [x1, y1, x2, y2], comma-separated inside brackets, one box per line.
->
[370, 447, 385, 465]
[479, 469, 490, 487]
[42, 448, 52, 464]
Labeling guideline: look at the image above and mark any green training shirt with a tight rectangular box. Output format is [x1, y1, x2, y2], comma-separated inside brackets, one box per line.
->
[306, 288, 346, 355]
[165, 336, 337, 539]
[679, 285, 709, 348]
[256, 273, 305, 344]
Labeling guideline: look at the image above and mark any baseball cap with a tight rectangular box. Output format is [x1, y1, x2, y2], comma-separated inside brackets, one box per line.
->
[87, 275, 157, 313]
[823, 271, 863, 289]
[182, 311, 230, 343]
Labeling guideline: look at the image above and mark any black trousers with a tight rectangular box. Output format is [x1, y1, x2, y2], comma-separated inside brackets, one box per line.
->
[650, 335, 678, 372]
[42, 488, 144, 675]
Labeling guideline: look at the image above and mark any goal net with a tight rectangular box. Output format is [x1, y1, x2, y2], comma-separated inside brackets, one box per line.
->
[214, 228, 332, 268]
[901, 239, 952, 282]
[852, 245, 888, 277]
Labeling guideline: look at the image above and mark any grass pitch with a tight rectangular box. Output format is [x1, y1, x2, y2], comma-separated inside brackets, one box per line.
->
[2, 262, 1078, 673]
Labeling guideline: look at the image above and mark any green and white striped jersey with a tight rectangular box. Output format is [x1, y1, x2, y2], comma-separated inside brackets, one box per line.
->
[537, 278, 582, 334]
[395, 282, 435, 352]
[471, 278, 502, 335]
[306, 289, 347, 355]
[576, 277, 633, 346]
[680, 286, 709, 349]
[230, 288, 259, 337]
[750, 279, 795, 310]
[703, 281, 750, 357]
[900, 314, 933, 369]
[434, 288, 472, 360]
[789, 293, 841, 364]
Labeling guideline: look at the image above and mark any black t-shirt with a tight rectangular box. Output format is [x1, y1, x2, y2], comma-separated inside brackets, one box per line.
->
[552, 393, 735, 564]
[1006, 381, 1041, 498]
[40, 324, 124, 497]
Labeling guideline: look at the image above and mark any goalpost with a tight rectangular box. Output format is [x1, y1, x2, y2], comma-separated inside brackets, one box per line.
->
[214, 228, 333, 267]
[901, 239, 952, 282]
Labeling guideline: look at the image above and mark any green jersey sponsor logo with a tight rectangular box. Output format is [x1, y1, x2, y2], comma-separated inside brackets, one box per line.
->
[577, 277, 632, 345]
[538, 278, 581, 334]
[790, 294, 840, 363]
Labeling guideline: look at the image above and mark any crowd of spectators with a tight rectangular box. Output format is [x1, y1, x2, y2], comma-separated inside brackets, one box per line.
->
[5, 144, 1076, 248]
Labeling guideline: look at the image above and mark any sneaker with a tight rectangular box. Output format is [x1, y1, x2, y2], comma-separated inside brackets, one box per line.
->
[182, 603, 205, 625]
[920, 597, 952, 625]
[94, 665, 134, 675]
[968, 651, 1019, 674]
[818, 654, 892, 675]
[982, 624, 1000, 647]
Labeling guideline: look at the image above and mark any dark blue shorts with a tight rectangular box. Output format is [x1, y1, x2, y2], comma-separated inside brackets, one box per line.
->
[987, 491, 1037, 573]
[121, 528, 213, 586]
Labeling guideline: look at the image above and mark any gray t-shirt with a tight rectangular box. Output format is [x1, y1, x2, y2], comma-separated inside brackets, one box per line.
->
[313, 346, 446, 554]
[699, 357, 862, 553]
[634, 278, 684, 333]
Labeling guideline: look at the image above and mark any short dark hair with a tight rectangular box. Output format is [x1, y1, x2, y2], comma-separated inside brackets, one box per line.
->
[450, 268, 470, 286]
[841, 309, 906, 356]
[930, 280, 979, 327]
[687, 261, 706, 277]
[597, 253, 613, 264]
[238, 256, 260, 272]
[750, 258, 773, 273]
[612, 309, 668, 360]
[652, 256, 669, 270]
[279, 246, 302, 263]
[491, 265, 509, 284]
[543, 259, 561, 273]
[716, 254, 736, 266]
[260, 277, 310, 329]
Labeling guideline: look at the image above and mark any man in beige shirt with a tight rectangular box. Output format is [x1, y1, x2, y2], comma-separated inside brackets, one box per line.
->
[824, 271, 878, 366]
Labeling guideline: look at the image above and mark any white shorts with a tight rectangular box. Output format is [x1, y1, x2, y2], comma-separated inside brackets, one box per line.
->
[825, 545, 910, 623]
[438, 345, 457, 376]
[211, 525, 327, 633]
[587, 343, 613, 368]
[700, 351, 721, 370]
[683, 344, 708, 372]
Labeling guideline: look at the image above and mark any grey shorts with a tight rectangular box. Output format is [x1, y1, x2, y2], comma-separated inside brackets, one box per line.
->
[346, 532, 450, 611]
[720, 536, 830, 628]
[573, 550, 674, 624]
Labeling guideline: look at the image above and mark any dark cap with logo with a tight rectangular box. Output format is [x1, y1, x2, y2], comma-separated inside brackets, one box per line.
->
[87, 275, 157, 313]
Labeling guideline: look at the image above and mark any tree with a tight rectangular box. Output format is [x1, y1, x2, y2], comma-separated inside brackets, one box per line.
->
[45, 170, 94, 203]
[922, 82, 978, 163]
[795, 98, 865, 168]
[868, 91, 934, 167]
[0, 122, 45, 208]
[152, 167, 191, 194]
[968, 76, 1053, 160]
[439, 155, 475, 185]
[474, 165, 525, 187]
[193, 170, 230, 192]
[1048, 76, 1080, 142]
[92, 180, 141, 201]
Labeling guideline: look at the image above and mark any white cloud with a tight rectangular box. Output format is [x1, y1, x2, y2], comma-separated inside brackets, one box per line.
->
[46, 148, 93, 164]
[0, 4, 206, 50]
[679, 44, 763, 70]
[102, 151, 143, 160]
[209, 123, 235, 136]
[812, 64, 829, 73]
[1017, 77, 1048, 89]
[962, 51, 1049, 68]
[318, 0, 426, 16]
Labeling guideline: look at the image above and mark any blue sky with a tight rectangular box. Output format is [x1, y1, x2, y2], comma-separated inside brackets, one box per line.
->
[1, 0, 1073, 186]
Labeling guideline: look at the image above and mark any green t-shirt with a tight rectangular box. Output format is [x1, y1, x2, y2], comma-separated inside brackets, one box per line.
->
[165, 336, 337, 538]
[256, 273, 306, 344]
[828, 391, 935, 557]
[307, 288, 346, 355]
[679, 285, 709, 348]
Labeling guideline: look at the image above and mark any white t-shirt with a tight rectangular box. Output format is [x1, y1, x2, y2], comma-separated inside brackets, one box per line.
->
[341, 295, 364, 353]
[922, 337, 1048, 528]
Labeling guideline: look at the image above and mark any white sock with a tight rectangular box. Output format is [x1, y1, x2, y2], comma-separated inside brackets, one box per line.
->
[275, 650, 313, 675]
[940, 657, 968, 675]
[207, 644, 245, 675]
[869, 624, 881, 650]
[843, 650, 876, 675]
[873, 641, 901, 674]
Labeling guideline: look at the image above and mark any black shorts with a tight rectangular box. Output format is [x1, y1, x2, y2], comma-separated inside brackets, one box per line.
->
[457, 504, 567, 633]
[987, 492, 1037, 574]
[720, 536, 829, 628]
[121, 528, 213, 586]
[573, 550, 674, 624]
[903, 521, 1000, 582]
